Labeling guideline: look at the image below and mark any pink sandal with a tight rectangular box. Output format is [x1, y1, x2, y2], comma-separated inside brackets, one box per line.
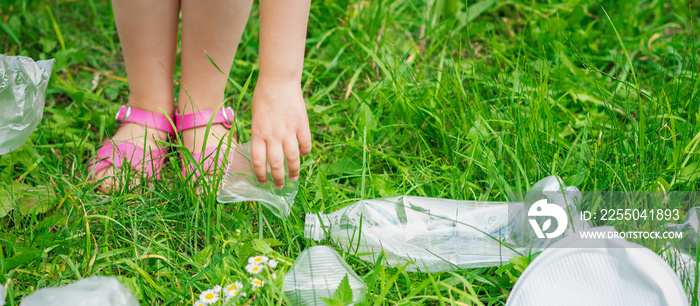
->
[175, 106, 236, 181]
[88, 105, 175, 182]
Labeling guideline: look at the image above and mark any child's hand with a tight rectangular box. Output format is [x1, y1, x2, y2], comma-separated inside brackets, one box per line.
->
[250, 78, 312, 189]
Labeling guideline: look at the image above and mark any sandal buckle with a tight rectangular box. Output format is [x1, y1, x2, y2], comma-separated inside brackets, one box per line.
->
[222, 107, 233, 124]
[115, 106, 132, 122]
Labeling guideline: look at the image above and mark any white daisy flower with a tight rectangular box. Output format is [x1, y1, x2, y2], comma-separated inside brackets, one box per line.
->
[267, 259, 278, 268]
[250, 277, 265, 289]
[199, 289, 219, 304]
[226, 292, 247, 301]
[225, 281, 244, 295]
[212, 285, 222, 293]
[193, 300, 208, 306]
[246, 263, 264, 274]
[248, 255, 269, 264]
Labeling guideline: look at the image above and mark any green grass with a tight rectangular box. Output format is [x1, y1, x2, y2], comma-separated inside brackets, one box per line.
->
[1, 0, 700, 305]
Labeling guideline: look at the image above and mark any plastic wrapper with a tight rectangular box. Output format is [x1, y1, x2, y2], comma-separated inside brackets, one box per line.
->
[284, 246, 366, 306]
[217, 142, 299, 218]
[19, 276, 140, 306]
[304, 176, 588, 272]
[0, 54, 54, 155]
[506, 226, 688, 306]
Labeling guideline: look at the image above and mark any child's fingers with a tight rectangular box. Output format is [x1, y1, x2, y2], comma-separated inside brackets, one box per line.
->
[284, 138, 300, 181]
[266, 141, 286, 189]
[251, 138, 269, 185]
[298, 126, 312, 156]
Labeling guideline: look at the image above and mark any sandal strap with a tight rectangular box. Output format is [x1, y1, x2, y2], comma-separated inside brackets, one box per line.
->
[183, 145, 233, 179]
[175, 106, 234, 131]
[88, 140, 169, 178]
[116, 105, 176, 135]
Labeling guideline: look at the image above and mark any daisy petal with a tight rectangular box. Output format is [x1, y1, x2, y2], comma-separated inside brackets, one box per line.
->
[248, 255, 269, 264]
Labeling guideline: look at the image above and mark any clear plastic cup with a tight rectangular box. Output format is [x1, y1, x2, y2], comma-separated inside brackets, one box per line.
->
[217, 142, 299, 218]
[284, 246, 366, 306]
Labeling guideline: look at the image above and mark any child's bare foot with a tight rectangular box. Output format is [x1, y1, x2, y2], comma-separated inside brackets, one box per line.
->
[92, 121, 171, 191]
[178, 107, 238, 188]
[181, 124, 232, 157]
[181, 123, 236, 179]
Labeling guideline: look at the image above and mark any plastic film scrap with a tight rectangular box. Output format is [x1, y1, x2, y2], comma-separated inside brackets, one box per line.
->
[217, 142, 299, 218]
[0, 54, 54, 155]
[19, 276, 140, 306]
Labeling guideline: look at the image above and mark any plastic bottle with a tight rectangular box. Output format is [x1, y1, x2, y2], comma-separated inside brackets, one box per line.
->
[304, 176, 589, 272]
[305, 196, 522, 272]
[284, 246, 366, 306]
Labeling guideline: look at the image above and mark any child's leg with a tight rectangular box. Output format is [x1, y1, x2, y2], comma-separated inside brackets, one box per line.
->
[178, 0, 253, 154]
[94, 0, 180, 186]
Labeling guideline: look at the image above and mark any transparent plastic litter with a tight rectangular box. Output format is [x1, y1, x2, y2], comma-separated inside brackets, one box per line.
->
[19, 276, 140, 306]
[284, 246, 366, 306]
[514, 175, 590, 249]
[217, 142, 299, 218]
[304, 176, 589, 272]
[664, 246, 698, 291]
[506, 226, 688, 306]
[666, 206, 700, 252]
[665, 206, 700, 288]
[0, 54, 55, 155]
[1, 283, 5, 305]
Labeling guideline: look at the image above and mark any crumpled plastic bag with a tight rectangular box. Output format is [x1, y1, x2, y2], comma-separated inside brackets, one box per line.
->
[0, 54, 55, 155]
[19, 276, 139, 306]
[217, 142, 299, 218]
